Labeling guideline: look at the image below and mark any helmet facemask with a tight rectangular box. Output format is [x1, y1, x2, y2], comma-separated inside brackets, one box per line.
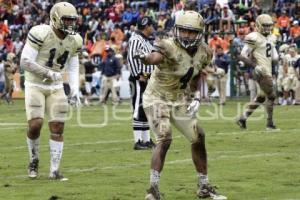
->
[174, 25, 203, 49]
[60, 15, 78, 35]
[259, 23, 273, 36]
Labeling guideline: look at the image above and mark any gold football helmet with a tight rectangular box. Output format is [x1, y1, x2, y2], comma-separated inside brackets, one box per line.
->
[256, 14, 273, 36]
[50, 2, 78, 35]
[174, 11, 204, 49]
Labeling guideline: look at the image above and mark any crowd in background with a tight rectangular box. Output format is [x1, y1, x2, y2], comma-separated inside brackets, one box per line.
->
[0, 0, 300, 102]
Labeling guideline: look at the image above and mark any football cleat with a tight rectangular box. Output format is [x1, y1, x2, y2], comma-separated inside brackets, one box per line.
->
[49, 171, 68, 181]
[266, 123, 280, 131]
[145, 185, 161, 200]
[197, 184, 227, 200]
[145, 139, 156, 149]
[133, 140, 148, 150]
[236, 118, 247, 130]
[28, 158, 39, 178]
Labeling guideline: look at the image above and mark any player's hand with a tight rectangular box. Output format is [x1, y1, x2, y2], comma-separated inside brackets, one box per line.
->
[187, 99, 200, 117]
[68, 93, 81, 107]
[47, 70, 62, 82]
[133, 50, 148, 62]
[253, 65, 263, 80]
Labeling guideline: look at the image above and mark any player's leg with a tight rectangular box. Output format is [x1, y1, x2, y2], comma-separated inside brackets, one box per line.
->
[46, 88, 68, 181]
[8, 79, 14, 104]
[25, 86, 46, 178]
[171, 105, 226, 199]
[139, 81, 155, 148]
[260, 76, 278, 129]
[237, 81, 266, 129]
[110, 77, 120, 104]
[144, 104, 172, 200]
[99, 76, 109, 103]
[130, 79, 144, 149]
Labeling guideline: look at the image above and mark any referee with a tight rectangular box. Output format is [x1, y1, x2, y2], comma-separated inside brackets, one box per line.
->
[127, 16, 155, 150]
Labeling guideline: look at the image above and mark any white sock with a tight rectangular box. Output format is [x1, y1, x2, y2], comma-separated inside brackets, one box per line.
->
[150, 169, 160, 186]
[141, 130, 150, 143]
[27, 137, 40, 162]
[133, 130, 142, 143]
[49, 139, 64, 173]
[198, 173, 209, 186]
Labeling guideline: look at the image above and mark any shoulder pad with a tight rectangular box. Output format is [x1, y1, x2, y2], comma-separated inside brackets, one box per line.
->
[244, 32, 258, 48]
[153, 37, 174, 58]
[27, 25, 50, 50]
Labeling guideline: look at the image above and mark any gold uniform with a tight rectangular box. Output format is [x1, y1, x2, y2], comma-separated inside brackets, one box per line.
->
[143, 38, 212, 143]
[282, 54, 300, 91]
[24, 24, 82, 121]
[4, 61, 16, 94]
[244, 32, 277, 97]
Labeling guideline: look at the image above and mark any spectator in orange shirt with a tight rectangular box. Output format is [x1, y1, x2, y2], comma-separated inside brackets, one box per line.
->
[209, 32, 226, 52]
[110, 24, 125, 46]
[290, 21, 300, 39]
[277, 10, 290, 42]
[290, 20, 300, 48]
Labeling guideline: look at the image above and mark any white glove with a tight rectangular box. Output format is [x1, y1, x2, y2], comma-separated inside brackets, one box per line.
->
[187, 99, 200, 117]
[46, 70, 62, 82]
[68, 92, 81, 107]
[253, 65, 264, 80]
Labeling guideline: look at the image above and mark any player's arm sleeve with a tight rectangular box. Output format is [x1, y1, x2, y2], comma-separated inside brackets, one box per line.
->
[238, 44, 256, 68]
[20, 43, 50, 78]
[72, 34, 83, 57]
[66, 56, 79, 96]
[272, 46, 279, 63]
[152, 39, 171, 63]
[240, 44, 253, 57]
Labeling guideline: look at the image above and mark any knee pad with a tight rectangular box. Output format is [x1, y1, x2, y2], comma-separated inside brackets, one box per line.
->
[28, 119, 43, 135]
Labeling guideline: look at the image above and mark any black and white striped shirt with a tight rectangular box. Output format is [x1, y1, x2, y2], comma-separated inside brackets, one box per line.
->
[127, 31, 155, 78]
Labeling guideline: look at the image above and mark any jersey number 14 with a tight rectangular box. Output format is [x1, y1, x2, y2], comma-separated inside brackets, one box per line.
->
[46, 48, 69, 69]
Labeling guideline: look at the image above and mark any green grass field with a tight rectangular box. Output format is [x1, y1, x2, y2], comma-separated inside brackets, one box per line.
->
[0, 99, 300, 200]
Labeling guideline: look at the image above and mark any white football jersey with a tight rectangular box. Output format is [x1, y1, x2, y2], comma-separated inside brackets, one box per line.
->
[244, 31, 278, 76]
[284, 54, 300, 76]
[25, 24, 82, 85]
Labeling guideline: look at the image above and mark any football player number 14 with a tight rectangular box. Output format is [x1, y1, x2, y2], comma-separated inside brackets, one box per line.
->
[46, 48, 69, 69]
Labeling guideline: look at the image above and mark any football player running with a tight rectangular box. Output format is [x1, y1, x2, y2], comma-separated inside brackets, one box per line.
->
[236, 14, 279, 130]
[20, 2, 82, 180]
[134, 11, 227, 200]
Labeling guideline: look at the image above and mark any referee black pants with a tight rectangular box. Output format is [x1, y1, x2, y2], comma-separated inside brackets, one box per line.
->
[129, 76, 149, 131]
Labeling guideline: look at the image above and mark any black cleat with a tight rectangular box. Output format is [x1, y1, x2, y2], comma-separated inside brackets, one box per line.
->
[49, 170, 68, 181]
[133, 140, 148, 150]
[28, 158, 39, 179]
[266, 123, 280, 131]
[145, 139, 156, 149]
[236, 118, 247, 130]
[197, 184, 227, 200]
[145, 185, 161, 200]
